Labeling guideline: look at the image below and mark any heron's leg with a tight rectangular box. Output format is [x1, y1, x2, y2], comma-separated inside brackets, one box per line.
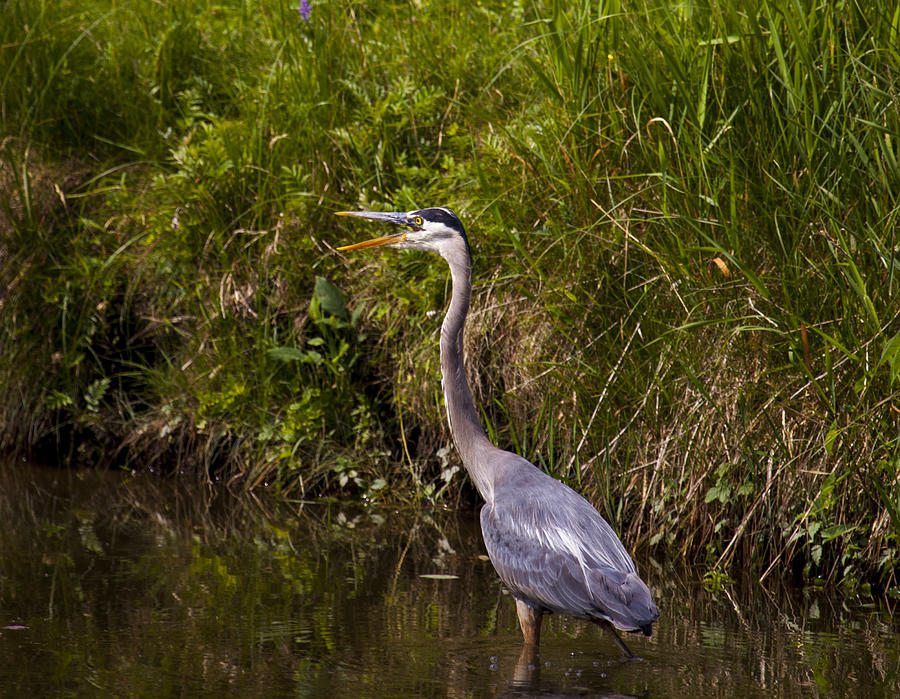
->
[595, 620, 634, 659]
[515, 599, 542, 646]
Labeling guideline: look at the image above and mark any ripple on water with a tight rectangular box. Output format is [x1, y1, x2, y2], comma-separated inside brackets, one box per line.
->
[1, 461, 898, 697]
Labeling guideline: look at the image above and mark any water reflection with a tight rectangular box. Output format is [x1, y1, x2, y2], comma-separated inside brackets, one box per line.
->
[0, 461, 898, 696]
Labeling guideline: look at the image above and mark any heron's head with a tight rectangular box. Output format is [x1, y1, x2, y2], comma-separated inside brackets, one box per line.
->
[336, 207, 469, 259]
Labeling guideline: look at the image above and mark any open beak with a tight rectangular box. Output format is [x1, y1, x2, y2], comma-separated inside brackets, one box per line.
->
[335, 210, 409, 250]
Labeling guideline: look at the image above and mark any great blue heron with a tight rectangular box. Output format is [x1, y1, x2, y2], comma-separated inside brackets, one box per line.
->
[336, 207, 659, 657]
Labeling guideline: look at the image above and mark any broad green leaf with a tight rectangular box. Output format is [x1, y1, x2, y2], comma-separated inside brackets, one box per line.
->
[268, 347, 305, 362]
[314, 276, 347, 318]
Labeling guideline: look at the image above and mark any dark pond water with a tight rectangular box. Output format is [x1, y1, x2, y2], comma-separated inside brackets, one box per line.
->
[1, 461, 898, 697]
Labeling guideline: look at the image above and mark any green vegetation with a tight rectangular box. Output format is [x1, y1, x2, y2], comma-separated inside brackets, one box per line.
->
[2, 0, 899, 587]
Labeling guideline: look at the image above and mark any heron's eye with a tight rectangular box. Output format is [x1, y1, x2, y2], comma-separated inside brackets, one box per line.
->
[413, 216, 424, 226]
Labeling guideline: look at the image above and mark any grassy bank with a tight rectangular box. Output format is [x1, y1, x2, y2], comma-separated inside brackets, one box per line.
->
[2, 0, 899, 588]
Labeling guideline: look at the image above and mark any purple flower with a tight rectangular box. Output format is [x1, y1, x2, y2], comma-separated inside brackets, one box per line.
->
[299, 0, 311, 21]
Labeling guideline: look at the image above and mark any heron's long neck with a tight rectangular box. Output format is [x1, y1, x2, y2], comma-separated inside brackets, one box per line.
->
[440, 246, 496, 500]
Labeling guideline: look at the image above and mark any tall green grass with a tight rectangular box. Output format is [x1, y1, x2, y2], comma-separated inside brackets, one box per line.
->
[2, 0, 899, 588]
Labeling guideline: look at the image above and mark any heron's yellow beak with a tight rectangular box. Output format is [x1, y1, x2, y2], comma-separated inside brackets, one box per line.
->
[335, 210, 410, 250]
[336, 232, 408, 251]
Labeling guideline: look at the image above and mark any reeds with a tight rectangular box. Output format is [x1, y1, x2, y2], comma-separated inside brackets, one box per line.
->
[1, 0, 898, 587]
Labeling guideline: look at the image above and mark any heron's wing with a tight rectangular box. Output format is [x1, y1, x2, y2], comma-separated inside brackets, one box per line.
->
[481, 494, 658, 631]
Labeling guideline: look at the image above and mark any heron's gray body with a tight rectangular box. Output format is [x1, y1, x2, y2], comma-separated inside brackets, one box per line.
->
[337, 206, 659, 651]
[479, 451, 657, 633]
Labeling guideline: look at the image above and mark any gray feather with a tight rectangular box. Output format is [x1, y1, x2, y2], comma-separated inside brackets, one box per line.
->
[480, 452, 659, 633]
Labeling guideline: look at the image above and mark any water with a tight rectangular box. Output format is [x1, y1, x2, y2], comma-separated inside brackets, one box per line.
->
[1, 462, 898, 697]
